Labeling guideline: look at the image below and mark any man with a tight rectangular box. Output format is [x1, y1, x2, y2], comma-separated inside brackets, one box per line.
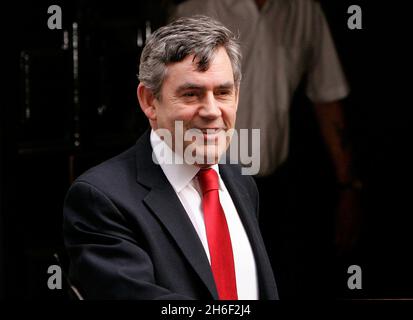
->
[63, 15, 278, 300]
[172, 0, 363, 297]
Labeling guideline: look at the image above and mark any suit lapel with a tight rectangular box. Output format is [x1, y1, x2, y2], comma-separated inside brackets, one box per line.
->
[219, 164, 278, 299]
[134, 131, 218, 299]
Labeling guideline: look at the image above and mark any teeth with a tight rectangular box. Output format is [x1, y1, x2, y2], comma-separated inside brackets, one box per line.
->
[201, 129, 218, 133]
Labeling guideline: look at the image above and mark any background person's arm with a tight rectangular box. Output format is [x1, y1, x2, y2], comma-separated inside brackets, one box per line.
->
[313, 100, 363, 256]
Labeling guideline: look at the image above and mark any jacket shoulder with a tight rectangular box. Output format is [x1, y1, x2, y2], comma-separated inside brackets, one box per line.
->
[73, 145, 137, 193]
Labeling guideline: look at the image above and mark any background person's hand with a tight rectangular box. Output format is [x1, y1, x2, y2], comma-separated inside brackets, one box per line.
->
[334, 188, 363, 257]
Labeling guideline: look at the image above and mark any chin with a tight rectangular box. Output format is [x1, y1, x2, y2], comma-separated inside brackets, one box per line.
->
[195, 147, 220, 166]
[183, 141, 228, 166]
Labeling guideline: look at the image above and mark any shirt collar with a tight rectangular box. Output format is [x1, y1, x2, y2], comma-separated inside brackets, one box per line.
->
[150, 129, 221, 193]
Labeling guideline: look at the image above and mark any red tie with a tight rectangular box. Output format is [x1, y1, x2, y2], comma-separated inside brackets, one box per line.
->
[197, 168, 238, 300]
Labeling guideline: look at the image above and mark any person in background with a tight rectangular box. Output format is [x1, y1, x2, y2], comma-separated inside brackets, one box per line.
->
[172, 0, 363, 298]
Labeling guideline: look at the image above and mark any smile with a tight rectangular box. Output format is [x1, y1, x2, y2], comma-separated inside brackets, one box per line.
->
[198, 128, 223, 133]
[196, 128, 225, 140]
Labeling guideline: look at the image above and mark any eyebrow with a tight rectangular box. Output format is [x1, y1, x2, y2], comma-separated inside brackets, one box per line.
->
[176, 82, 235, 93]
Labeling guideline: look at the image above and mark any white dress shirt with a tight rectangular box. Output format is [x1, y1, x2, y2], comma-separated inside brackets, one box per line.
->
[150, 130, 258, 300]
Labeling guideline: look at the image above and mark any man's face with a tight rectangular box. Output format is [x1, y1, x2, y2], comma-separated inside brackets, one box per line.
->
[152, 47, 239, 167]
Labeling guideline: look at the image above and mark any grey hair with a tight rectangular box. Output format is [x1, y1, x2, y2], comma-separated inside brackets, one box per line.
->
[138, 15, 242, 98]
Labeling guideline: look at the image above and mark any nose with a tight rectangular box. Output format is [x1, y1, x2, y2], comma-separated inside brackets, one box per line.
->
[198, 92, 222, 119]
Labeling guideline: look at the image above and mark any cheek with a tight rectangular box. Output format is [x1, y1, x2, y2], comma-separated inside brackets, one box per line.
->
[222, 106, 237, 124]
[175, 107, 200, 127]
[160, 105, 193, 124]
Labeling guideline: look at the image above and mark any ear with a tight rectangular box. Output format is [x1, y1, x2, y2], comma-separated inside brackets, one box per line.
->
[137, 83, 157, 121]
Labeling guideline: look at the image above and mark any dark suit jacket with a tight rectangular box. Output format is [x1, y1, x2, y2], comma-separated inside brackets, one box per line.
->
[63, 130, 278, 299]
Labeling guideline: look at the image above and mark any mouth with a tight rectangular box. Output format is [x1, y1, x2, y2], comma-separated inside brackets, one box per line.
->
[198, 128, 223, 134]
[188, 127, 226, 143]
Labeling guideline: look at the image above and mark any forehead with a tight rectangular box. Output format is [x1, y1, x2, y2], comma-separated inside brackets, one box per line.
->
[163, 47, 234, 89]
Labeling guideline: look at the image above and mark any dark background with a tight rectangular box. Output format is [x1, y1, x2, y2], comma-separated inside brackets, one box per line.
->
[1, 0, 412, 299]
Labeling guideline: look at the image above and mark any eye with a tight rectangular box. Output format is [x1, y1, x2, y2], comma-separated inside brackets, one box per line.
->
[215, 90, 232, 97]
[182, 91, 197, 97]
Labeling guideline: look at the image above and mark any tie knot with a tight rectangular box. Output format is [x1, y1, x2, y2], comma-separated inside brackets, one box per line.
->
[197, 168, 220, 195]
